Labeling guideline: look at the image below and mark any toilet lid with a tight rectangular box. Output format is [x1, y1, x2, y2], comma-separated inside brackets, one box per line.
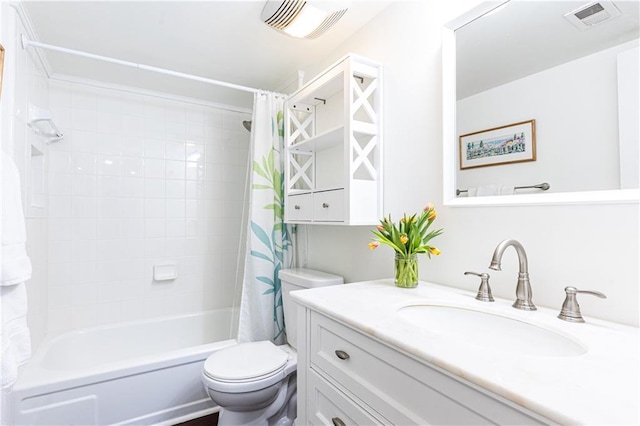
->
[204, 341, 289, 382]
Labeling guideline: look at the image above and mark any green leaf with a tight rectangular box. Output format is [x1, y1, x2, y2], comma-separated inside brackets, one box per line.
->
[273, 171, 282, 198]
[250, 250, 274, 263]
[372, 230, 404, 253]
[268, 149, 276, 175]
[257, 276, 274, 287]
[277, 111, 285, 137]
[253, 160, 268, 180]
[262, 157, 271, 182]
[251, 221, 273, 252]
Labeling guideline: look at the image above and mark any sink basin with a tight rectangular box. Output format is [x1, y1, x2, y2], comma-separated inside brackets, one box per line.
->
[398, 304, 586, 357]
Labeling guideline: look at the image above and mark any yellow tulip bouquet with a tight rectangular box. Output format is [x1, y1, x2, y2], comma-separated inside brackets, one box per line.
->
[368, 204, 443, 288]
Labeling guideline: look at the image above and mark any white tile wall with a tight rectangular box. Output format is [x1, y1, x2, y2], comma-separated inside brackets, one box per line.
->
[47, 81, 250, 334]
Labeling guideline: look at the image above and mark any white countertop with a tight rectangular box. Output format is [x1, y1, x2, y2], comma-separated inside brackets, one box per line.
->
[291, 279, 640, 425]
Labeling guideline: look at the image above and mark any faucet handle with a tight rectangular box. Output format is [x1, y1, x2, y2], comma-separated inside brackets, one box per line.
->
[558, 286, 607, 323]
[464, 271, 494, 302]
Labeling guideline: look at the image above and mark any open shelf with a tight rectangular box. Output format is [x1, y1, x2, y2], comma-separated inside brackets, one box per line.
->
[290, 62, 344, 105]
[289, 125, 344, 152]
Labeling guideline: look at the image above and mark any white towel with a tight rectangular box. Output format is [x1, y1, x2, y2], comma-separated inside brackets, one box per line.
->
[499, 185, 515, 195]
[1, 151, 32, 389]
[476, 184, 500, 196]
[467, 184, 515, 197]
[1, 151, 32, 285]
[1, 284, 31, 389]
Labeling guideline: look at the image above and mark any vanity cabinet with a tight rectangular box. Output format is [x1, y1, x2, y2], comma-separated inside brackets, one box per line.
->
[284, 54, 383, 225]
[296, 308, 549, 425]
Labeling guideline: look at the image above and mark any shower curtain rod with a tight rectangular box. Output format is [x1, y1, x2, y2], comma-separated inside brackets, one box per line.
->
[21, 35, 268, 95]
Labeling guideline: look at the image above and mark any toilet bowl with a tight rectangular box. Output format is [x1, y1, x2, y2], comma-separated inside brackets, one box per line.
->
[201, 268, 343, 426]
[202, 341, 298, 425]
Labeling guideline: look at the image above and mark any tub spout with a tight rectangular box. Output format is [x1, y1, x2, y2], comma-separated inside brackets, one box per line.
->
[489, 239, 536, 311]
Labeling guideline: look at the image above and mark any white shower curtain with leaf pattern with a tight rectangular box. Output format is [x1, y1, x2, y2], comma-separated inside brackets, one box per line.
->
[237, 92, 292, 344]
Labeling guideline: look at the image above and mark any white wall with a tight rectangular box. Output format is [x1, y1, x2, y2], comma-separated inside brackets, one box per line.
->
[618, 45, 640, 189]
[46, 80, 250, 334]
[457, 40, 638, 194]
[300, 0, 639, 327]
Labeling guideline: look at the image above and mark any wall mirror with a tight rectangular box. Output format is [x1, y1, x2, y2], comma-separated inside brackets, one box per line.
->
[443, 1, 640, 206]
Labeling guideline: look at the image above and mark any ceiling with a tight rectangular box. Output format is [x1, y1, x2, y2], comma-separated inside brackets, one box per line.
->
[22, 1, 393, 109]
[456, 1, 640, 100]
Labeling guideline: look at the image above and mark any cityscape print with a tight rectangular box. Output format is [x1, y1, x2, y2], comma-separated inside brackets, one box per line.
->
[459, 119, 536, 169]
[465, 132, 527, 160]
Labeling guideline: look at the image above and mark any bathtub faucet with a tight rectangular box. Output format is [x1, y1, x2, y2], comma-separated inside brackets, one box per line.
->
[488, 239, 536, 311]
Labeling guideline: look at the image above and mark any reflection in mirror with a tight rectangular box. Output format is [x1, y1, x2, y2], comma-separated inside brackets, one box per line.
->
[443, 1, 640, 205]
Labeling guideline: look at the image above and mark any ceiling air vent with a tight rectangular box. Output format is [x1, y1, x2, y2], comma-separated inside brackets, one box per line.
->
[305, 8, 348, 39]
[262, 0, 350, 39]
[564, 1, 622, 30]
[263, 0, 306, 32]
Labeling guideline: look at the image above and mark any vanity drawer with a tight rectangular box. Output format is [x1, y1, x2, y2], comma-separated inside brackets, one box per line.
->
[307, 369, 384, 426]
[310, 312, 545, 425]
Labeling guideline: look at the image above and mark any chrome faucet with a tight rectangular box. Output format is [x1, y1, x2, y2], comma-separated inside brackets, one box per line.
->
[488, 239, 536, 311]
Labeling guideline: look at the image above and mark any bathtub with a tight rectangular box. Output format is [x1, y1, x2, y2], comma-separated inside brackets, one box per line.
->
[9, 309, 237, 425]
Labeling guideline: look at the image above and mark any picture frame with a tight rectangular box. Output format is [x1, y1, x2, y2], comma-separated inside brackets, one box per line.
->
[459, 119, 536, 170]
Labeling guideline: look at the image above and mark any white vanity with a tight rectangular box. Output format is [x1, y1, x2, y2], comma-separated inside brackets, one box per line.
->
[292, 280, 639, 425]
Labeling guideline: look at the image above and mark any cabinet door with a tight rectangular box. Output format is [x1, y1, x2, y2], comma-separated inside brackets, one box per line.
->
[312, 190, 344, 222]
[286, 193, 312, 222]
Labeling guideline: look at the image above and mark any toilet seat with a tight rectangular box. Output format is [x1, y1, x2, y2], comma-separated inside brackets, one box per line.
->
[203, 341, 295, 393]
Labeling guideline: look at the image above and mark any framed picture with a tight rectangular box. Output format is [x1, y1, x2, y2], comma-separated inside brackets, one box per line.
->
[459, 119, 536, 170]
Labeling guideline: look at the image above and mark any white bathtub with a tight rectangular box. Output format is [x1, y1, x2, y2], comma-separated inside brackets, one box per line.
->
[9, 309, 237, 426]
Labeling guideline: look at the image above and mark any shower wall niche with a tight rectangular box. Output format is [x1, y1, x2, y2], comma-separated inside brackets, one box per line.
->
[46, 80, 250, 334]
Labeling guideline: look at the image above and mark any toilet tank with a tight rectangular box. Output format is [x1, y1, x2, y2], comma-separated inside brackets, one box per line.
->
[279, 268, 343, 349]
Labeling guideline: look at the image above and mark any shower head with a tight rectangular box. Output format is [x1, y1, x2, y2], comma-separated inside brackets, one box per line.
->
[242, 120, 252, 132]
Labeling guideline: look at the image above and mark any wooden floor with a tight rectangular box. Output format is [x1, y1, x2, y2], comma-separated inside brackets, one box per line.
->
[173, 412, 219, 426]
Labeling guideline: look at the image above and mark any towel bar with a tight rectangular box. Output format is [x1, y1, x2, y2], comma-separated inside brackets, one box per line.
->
[457, 182, 550, 196]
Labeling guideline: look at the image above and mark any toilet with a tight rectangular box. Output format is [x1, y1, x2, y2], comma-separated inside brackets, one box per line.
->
[201, 268, 344, 426]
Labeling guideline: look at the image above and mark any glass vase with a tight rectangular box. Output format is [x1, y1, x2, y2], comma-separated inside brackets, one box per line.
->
[394, 253, 419, 288]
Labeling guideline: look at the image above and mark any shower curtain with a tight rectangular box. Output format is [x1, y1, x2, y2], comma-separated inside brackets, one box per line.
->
[238, 92, 292, 345]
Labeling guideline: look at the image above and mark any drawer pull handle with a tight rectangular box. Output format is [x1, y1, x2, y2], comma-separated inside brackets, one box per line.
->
[322, 202, 330, 208]
[334, 350, 350, 360]
[294, 205, 301, 210]
[331, 417, 346, 426]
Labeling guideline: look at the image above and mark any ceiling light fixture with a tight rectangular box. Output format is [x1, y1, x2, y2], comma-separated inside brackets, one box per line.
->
[262, 0, 350, 39]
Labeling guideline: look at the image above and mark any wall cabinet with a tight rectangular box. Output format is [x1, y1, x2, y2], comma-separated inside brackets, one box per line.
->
[284, 54, 383, 225]
[296, 308, 549, 425]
